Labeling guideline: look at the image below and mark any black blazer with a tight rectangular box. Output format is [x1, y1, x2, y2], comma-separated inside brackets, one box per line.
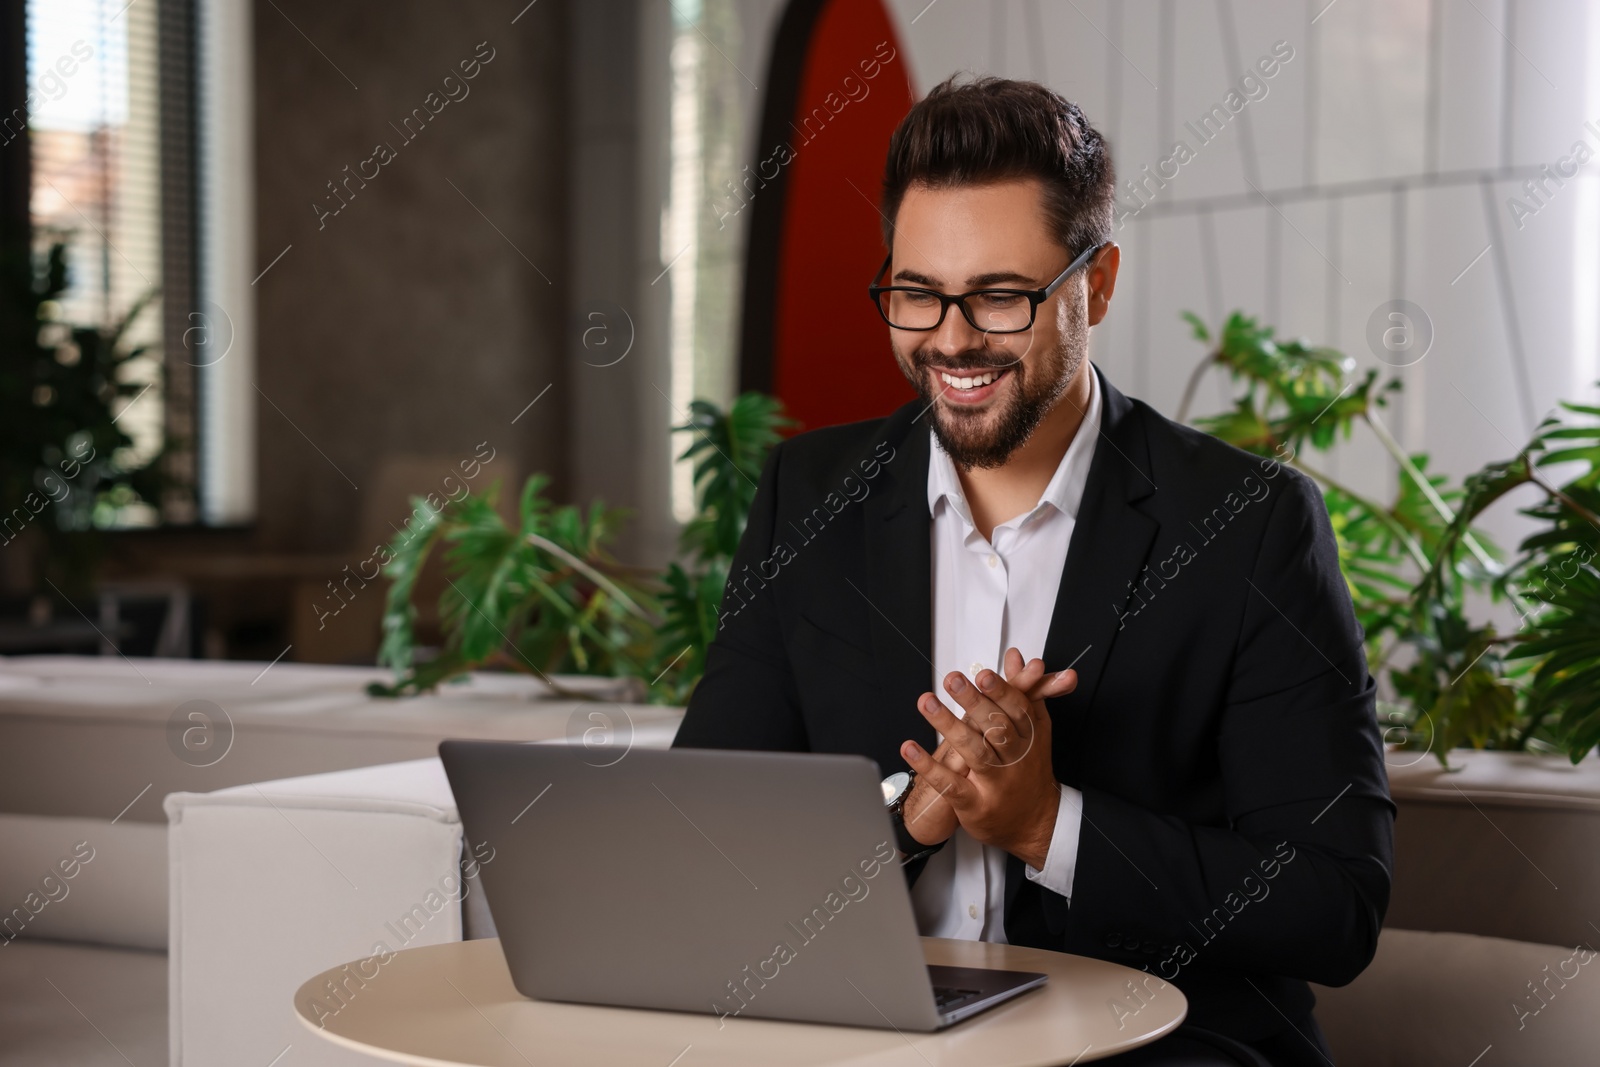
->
[674, 366, 1394, 1050]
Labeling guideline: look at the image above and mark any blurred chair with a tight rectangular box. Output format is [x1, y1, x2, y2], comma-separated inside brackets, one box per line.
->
[97, 579, 193, 658]
[287, 453, 519, 666]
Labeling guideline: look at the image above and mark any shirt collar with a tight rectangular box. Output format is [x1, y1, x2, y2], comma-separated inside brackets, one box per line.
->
[926, 363, 1103, 528]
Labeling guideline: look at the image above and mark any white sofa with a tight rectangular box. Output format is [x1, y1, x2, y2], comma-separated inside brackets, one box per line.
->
[158, 745, 1600, 1067]
[1310, 750, 1600, 1065]
[0, 655, 668, 1066]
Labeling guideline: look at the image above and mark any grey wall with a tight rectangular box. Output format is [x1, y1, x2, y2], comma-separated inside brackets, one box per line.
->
[250, 0, 569, 554]
[565, 0, 656, 566]
[565, 0, 789, 569]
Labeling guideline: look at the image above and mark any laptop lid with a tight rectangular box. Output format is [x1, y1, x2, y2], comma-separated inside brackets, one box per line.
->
[440, 740, 944, 1030]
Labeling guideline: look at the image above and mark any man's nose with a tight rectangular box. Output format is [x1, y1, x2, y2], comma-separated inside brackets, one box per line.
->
[929, 301, 985, 356]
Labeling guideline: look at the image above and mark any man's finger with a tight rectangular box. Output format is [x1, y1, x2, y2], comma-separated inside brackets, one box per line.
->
[1002, 649, 1046, 700]
[918, 691, 997, 767]
[967, 651, 1045, 755]
[1003, 647, 1040, 688]
[976, 664, 1036, 730]
[931, 737, 972, 777]
[901, 740, 972, 805]
[1026, 667, 1078, 703]
[944, 667, 1036, 763]
[939, 670, 1017, 736]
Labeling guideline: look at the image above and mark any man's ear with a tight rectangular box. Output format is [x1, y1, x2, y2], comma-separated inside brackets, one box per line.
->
[1086, 243, 1121, 327]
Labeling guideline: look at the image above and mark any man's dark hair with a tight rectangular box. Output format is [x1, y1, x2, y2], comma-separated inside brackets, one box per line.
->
[880, 75, 1116, 259]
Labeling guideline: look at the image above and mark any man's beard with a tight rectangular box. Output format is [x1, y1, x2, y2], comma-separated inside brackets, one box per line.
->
[897, 302, 1088, 470]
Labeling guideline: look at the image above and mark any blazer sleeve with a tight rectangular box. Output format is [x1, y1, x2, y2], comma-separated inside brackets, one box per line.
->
[672, 439, 809, 752]
[1054, 470, 1395, 988]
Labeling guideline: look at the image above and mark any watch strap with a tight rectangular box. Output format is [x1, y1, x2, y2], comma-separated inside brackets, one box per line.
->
[889, 773, 947, 864]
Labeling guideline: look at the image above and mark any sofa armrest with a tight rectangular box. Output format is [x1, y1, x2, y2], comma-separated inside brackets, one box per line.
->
[165, 714, 682, 1067]
[1313, 928, 1600, 1067]
[1385, 750, 1600, 946]
[165, 758, 470, 1067]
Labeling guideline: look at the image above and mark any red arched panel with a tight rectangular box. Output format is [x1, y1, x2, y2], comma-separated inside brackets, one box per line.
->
[748, 0, 917, 432]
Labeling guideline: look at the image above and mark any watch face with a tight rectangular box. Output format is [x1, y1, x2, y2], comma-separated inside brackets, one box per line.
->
[881, 770, 911, 806]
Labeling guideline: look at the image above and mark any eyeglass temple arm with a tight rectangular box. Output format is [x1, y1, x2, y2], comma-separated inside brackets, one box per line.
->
[1041, 241, 1109, 298]
[871, 253, 892, 286]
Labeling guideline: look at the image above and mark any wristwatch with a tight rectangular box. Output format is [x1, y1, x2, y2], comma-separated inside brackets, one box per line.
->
[881, 770, 946, 864]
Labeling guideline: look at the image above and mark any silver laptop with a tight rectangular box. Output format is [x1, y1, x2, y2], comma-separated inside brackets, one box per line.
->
[439, 740, 1047, 1031]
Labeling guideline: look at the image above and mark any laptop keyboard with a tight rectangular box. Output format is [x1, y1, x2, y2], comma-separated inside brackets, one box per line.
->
[933, 986, 982, 1012]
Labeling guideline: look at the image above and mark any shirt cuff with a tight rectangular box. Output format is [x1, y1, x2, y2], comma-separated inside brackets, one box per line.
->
[1024, 784, 1083, 903]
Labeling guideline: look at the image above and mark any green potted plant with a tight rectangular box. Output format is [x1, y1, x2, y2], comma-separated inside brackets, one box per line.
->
[1180, 310, 1600, 765]
[0, 238, 167, 597]
[370, 392, 794, 703]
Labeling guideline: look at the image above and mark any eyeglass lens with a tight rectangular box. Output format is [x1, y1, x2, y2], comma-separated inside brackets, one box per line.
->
[879, 289, 1033, 332]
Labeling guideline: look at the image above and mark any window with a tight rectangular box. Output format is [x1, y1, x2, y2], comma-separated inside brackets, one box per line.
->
[20, 0, 254, 527]
[664, 0, 744, 522]
[25, 0, 195, 525]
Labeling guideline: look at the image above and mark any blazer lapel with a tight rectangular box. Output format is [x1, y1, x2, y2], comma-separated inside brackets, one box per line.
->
[1006, 366, 1161, 922]
[1039, 366, 1160, 785]
[861, 402, 939, 768]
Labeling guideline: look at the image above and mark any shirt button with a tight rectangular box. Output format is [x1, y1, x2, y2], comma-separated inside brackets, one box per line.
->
[969, 661, 983, 677]
[968, 903, 978, 919]
[986, 553, 998, 568]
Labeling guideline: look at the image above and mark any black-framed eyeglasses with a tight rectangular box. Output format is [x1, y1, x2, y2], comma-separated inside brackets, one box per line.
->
[867, 241, 1109, 334]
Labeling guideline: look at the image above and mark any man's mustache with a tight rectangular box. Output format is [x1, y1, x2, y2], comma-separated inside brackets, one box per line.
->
[914, 353, 1023, 373]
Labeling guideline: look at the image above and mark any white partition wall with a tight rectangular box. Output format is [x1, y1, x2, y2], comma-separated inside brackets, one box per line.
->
[880, 0, 1600, 549]
[197, 0, 256, 525]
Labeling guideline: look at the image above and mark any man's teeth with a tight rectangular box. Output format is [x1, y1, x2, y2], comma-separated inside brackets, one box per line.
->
[940, 370, 1001, 390]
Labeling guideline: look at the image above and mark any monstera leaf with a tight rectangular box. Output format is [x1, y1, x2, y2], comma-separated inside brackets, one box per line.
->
[372, 394, 794, 703]
[1426, 661, 1521, 754]
[649, 558, 730, 705]
[675, 392, 797, 564]
[1512, 562, 1600, 762]
[371, 476, 656, 697]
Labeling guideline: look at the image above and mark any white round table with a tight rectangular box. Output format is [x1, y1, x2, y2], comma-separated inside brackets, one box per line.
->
[295, 936, 1185, 1066]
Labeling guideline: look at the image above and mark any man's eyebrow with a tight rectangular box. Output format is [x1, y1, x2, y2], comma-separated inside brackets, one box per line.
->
[890, 268, 1039, 289]
[965, 270, 1038, 287]
[892, 268, 941, 286]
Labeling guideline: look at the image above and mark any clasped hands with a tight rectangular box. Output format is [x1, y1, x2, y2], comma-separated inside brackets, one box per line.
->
[899, 647, 1077, 870]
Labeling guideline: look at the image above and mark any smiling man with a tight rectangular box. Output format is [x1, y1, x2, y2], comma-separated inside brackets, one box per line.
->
[675, 76, 1393, 1066]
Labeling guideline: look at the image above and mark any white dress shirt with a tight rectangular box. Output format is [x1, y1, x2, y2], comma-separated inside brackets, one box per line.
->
[910, 366, 1101, 942]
